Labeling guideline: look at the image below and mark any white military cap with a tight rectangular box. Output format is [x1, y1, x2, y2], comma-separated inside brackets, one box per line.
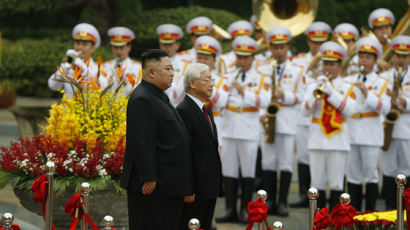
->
[265, 26, 292, 44]
[72, 23, 101, 48]
[356, 37, 383, 59]
[186, 16, 213, 35]
[227, 20, 254, 38]
[304, 21, 331, 42]
[320, 41, 346, 62]
[334, 23, 359, 41]
[156, 24, 184, 44]
[195, 35, 222, 56]
[368, 8, 395, 29]
[232, 35, 258, 56]
[390, 35, 410, 55]
[107, 26, 135, 46]
[250, 15, 262, 30]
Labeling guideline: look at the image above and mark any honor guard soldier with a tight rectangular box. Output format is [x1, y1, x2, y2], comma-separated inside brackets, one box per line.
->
[101, 26, 141, 96]
[344, 37, 390, 211]
[290, 21, 331, 208]
[156, 24, 184, 67]
[368, 8, 395, 72]
[380, 35, 410, 210]
[220, 20, 254, 74]
[301, 41, 357, 210]
[179, 16, 213, 63]
[215, 36, 270, 224]
[250, 15, 264, 41]
[48, 23, 102, 98]
[258, 26, 304, 216]
[334, 23, 360, 75]
[195, 35, 229, 147]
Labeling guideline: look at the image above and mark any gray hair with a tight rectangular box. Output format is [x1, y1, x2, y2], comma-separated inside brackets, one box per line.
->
[183, 63, 210, 92]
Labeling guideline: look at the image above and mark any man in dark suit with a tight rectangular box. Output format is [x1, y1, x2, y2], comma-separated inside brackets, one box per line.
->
[120, 49, 195, 230]
[176, 63, 222, 230]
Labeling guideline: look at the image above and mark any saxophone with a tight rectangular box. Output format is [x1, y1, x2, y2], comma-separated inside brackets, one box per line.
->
[264, 60, 280, 143]
[381, 67, 403, 151]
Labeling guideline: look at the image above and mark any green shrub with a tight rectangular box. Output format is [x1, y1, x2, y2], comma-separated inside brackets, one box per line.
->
[0, 39, 112, 98]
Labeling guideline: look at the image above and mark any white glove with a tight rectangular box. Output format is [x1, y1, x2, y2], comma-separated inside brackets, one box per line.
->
[73, 57, 87, 70]
[66, 49, 79, 57]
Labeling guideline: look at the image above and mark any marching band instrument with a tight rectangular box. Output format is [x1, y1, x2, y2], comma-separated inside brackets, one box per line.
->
[331, 31, 348, 50]
[305, 52, 322, 79]
[252, 0, 318, 37]
[264, 60, 280, 143]
[382, 67, 403, 151]
[357, 65, 365, 82]
[313, 74, 330, 99]
[212, 24, 232, 40]
[62, 50, 82, 69]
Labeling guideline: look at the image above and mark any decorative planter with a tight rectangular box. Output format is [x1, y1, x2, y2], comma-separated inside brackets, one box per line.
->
[0, 93, 17, 108]
[13, 187, 129, 229]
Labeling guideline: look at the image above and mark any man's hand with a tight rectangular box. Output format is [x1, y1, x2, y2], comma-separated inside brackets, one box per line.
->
[274, 88, 284, 99]
[142, 181, 156, 195]
[184, 194, 195, 203]
[354, 82, 368, 98]
[231, 81, 245, 96]
[393, 97, 407, 110]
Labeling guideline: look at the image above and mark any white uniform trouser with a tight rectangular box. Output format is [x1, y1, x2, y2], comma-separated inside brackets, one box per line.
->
[346, 144, 379, 184]
[310, 150, 347, 191]
[381, 139, 410, 177]
[296, 125, 310, 165]
[261, 133, 295, 172]
[221, 138, 259, 178]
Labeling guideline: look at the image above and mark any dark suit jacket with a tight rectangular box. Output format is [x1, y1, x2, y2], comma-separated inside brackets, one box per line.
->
[176, 95, 222, 199]
[120, 80, 193, 197]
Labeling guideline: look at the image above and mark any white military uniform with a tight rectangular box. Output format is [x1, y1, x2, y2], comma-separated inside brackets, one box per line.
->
[166, 60, 191, 106]
[221, 67, 270, 178]
[259, 59, 304, 172]
[100, 57, 142, 95]
[345, 71, 390, 184]
[48, 23, 103, 98]
[209, 71, 229, 146]
[381, 66, 410, 177]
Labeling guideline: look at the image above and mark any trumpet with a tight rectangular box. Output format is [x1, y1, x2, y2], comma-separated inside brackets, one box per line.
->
[62, 50, 82, 69]
[356, 65, 365, 82]
[313, 76, 329, 99]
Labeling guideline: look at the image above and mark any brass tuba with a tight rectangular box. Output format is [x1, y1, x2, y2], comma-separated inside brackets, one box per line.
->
[382, 67, 403, 151]
[252, 0, 318, 37]
[264, 60, 280, 143]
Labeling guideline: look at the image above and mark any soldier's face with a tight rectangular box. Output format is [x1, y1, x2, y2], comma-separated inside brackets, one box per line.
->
[270, 43, 289, 64]
[74, 40, 95, 58]
[392, 53, 410, 69]
[111, 45, 131, 61]
[196, 53, 216, 70]
[190, 34, 201, 44]
[190, 69, 214, 100]
[149, 57, 174, 90]
[358, 52, 377, 74]
[322, 61, 341, 77]
[343, 39, 355, 49]
[373, 25, 392, 45]
[254, 30, 264, 41]
[307, 39, 324, 55]
[236, 55, 254, 72]
[159, 41, 180, 57]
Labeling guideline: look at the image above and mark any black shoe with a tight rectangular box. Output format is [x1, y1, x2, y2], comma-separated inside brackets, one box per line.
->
[275, 171, 291, 217]
[215, 177, 238, 223]
[238, 177, 254, 224]
[261, 170, 277, 215]
[365, 183, 378, 211]
[290, 163, 310, 208]
[347, 182, 363, 211]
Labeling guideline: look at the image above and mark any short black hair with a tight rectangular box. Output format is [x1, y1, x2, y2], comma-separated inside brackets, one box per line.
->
[141, 49, 169, 68]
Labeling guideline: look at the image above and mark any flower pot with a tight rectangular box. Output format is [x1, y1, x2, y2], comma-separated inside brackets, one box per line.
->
[13, 186, 129, 229]
[0, 93, 17, 108]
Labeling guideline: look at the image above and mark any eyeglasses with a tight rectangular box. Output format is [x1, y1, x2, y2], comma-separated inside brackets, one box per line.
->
[198, 78, 215, 85]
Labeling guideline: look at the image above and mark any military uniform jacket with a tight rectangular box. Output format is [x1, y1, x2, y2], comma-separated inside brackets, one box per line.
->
[48, 58, 103, 98]
[165, 60, 191, 106]
[220, 51, 237, 74]
[380, 67, 410, 140]
[302, 75, 357, 151]
[221, 67, 270, 141]
[345, 71, 391, 146]
[209, 71, 229, 113]
[101, 57, 142, 95]
[258, 59, 304, 135]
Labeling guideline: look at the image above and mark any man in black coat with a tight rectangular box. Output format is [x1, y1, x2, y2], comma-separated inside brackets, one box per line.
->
[176, 63, 222, 230]
[120, 49, 195, 230]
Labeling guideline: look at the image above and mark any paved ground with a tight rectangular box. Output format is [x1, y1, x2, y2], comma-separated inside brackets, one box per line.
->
[0, 97, 387, 229]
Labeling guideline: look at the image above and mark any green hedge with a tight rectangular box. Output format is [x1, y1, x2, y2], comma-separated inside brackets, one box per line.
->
[0, 39, 112, 98]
